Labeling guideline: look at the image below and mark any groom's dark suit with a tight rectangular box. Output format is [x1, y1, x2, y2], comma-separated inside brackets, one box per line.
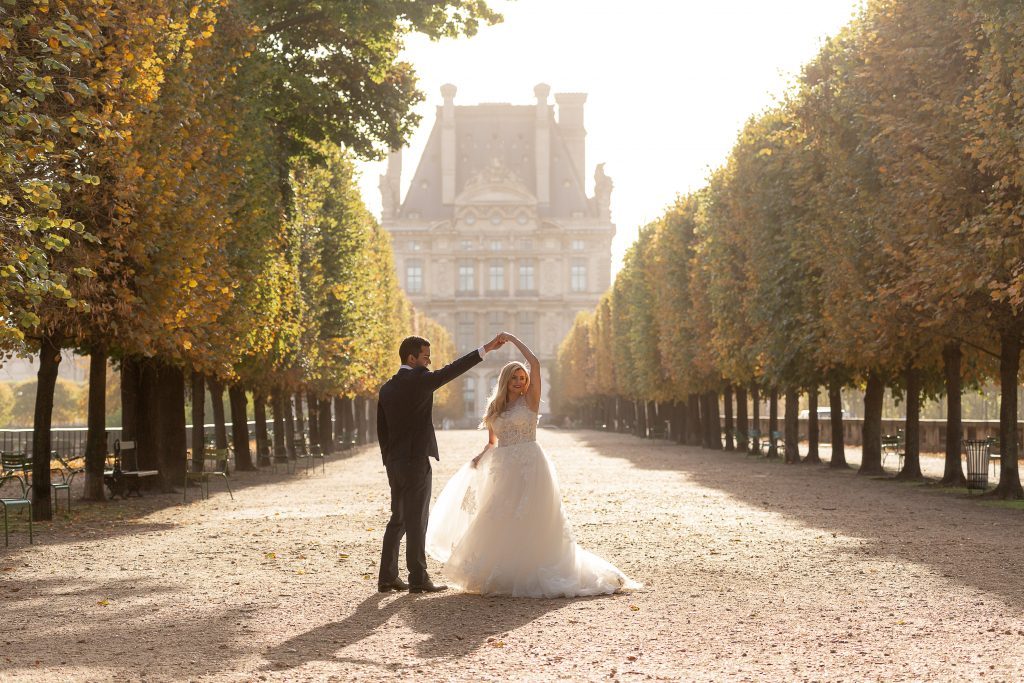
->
[377, 349, 483, 587]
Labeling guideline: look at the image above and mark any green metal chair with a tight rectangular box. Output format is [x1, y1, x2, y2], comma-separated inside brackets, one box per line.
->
[746, 429, 761, 457]
[1, 451, 30, 496]
[50, 451, 81, 514]
[308, 441, 326, 475]
[1, 495, 32, 546]
[761, 431, 784, 457]
[183, 447, 233, 502]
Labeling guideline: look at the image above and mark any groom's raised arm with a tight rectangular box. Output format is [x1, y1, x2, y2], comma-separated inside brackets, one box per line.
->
[423, 348, 485, 391]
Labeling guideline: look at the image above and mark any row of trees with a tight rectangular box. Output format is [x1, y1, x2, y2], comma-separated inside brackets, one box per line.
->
[556, 0, 1024, 497]
[2, 0, 497, 518]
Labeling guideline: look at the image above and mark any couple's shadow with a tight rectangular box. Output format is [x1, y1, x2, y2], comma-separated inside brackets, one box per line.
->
[264, 590, 566, 671]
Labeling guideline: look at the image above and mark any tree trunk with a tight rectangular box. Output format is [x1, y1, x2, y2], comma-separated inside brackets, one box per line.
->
[828, 380, 848, 468]
[209, 377, 229, 449]
[355, 397, 368, 444]
[155, 361, 187, 491]
[767, 388, 779, 458]
[687, 393, 702, 446]
[333, 396, 346, 446]
[229, 385, 255, 470]
[637, 399, 648, 438]
[138, 359, 161, 474]
[896, 365, 923, 481]
[319, 398, 334, 454]
[940, 343, 966, 486]
[271, 388, 286, 459]
[751, 385, 761, 454]
[120, 356, 140, 444]
[698, 395, 710, 449]
[306, 391, 320, 450]
[674, 400, 687, 444]
[190, 371, 206, 474]
[805, 386, 821, 464]
[293, 391, 306, 439]
[31, 336, 61, 520]
[859, 373, 885, 476]
[254, 392, 270, 467]
[723, 386, 735, 451]
[784, 388, 800, 463]
[284, 392, 297, 458]
[82, 349, 107, 501]
[735, 386, 749, 453]
[704, 391, 721, 449]
[993, 328, 1023, 498]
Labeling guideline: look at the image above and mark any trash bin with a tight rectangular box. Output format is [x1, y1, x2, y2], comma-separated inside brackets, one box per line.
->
[962, 439, 990, 493]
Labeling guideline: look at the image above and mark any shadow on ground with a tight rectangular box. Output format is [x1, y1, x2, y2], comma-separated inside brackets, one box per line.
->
[0, 445, 374, 553]
[576, 429, 1024, 610]
[264, 591, 570, 672]
[0, 576, 254, 677]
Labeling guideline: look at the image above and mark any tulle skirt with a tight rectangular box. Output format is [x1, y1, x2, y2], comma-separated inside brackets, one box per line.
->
[426, 440, 639, 598]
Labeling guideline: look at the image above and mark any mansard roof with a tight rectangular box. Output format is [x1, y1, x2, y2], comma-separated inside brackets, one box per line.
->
[398, 101, 591, 220]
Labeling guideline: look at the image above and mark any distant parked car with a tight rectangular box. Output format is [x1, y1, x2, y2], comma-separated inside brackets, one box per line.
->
[798, 407, 848, 419]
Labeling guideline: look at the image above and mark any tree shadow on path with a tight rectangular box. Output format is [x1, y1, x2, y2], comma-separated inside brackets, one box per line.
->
[576, 430, 1024, 610]
[264, 591, 567, 672]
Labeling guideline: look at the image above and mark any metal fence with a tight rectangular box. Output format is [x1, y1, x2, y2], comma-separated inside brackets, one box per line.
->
[0, 422, 261, 457]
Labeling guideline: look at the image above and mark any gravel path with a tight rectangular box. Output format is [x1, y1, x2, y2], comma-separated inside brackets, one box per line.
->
[2, 429, 1024, 682]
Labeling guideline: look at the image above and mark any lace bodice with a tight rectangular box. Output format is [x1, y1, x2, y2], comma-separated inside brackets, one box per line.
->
[492, 398, 538, 447]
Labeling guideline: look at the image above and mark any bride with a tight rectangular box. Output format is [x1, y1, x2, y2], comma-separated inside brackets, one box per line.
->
[426, 332, 638, 598]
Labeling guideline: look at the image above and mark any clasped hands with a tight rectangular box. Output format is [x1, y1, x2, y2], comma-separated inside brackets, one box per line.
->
[483, 331, 516, 353]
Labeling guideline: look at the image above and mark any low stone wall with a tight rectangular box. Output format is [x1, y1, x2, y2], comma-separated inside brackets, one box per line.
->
[754, 418, 1022, 452]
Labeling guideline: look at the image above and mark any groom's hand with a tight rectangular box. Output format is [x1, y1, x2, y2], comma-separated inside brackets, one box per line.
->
[483, 334, 505, 353]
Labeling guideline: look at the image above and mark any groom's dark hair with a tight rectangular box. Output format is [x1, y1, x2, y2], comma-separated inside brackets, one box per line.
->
[399, 336, 430, 363]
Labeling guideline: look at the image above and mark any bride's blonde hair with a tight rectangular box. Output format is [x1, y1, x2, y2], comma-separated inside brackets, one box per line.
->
[480, 361, 530, 429]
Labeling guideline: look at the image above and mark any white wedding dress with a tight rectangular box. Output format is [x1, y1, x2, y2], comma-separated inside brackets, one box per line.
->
[426, 397, 638, 598]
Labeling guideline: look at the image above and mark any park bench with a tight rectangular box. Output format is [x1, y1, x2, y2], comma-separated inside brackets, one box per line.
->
[103, 440, 159, 499]
[183, 447, 233, 503]
[648, 422, 668, 440]
[881, 433, 904, 470]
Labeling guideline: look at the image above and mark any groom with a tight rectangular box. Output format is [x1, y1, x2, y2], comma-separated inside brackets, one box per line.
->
[376, 333, 504, 593]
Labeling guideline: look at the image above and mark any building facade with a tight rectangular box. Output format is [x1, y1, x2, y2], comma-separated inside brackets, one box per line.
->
[380, 83, 614, 423]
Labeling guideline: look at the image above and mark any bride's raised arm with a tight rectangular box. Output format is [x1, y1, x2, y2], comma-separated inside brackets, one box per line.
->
[501, 332, 541, 412]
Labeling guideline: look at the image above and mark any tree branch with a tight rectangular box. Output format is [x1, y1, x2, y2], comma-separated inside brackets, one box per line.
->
[263, 11, 328, 35]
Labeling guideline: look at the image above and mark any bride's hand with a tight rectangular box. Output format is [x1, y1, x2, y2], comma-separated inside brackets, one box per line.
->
[471, 445, 491, 468]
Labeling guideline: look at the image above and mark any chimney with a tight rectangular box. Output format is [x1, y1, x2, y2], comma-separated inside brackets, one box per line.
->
[379, 148, 402, 220]
[441, 83, 457, 205]
[555, 93, 587, 179]
[534, 83, 551, 206]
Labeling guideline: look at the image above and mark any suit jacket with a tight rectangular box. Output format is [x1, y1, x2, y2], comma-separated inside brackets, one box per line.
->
[377, 349, 483, 466]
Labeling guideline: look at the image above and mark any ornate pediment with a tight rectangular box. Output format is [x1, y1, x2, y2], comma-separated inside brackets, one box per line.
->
[454, 157, 537, 207]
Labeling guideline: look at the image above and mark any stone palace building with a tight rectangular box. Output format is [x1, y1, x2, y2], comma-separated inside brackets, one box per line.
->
[379, 83, 614, 423]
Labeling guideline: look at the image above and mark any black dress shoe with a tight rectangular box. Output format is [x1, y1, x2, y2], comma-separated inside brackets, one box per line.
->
[378, 578, 409, 593]
[409, 581, 448, 594]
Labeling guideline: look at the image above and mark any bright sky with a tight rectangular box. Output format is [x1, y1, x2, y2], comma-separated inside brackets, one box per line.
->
[356, 0, 864, 276]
